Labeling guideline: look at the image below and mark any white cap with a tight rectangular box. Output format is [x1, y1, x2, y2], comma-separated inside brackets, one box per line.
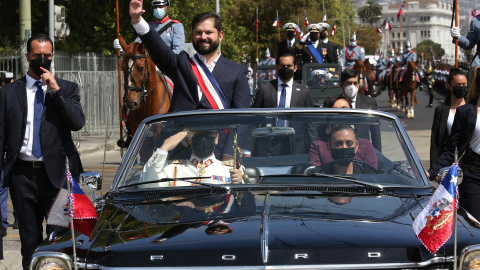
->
[319, 22, 330, 30]
[283, 23, 299, 32]
[307, 24, 321, 33]
[350, 33, 357, 41]
[311, 69, 327, 77]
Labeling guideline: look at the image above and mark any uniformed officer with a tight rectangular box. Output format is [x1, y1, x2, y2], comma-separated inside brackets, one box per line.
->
[342, 33, 366, 69]
[374, 52, 384, 80]
[301, 24, 325, 65]
[114, 0, 185, 54]
[258, 48, 276, 66]
[451, 10, 480, 67]
[140, 131, 244, 187]
[278, 23, 303, 80]
[317, 22, 338, 64]
[398, 41, 419, 82]
[425, 61, 434, 107]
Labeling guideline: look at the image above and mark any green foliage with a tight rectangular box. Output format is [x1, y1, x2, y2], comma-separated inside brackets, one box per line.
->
[413, 39, 445, 60]
[358, 0, 382, 26]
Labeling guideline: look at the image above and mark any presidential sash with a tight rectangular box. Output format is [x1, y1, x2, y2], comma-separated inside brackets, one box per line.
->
[306, 41, 324, 64]
[189, 54, 230, 109]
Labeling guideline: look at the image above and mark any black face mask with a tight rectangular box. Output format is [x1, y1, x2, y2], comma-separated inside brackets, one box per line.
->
[278, 67, 294, 81]
[452, 86, 468, 99]
[310, 34, 319, 42]
[29, 56, 52, 76]
[320, 32, 327, 40]
[191, 134, 216, 159]
[330, 147, 356, 166]
[286, 31, 295, 39]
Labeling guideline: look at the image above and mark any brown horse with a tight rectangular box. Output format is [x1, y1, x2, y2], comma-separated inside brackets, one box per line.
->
[399, 61, 420, 119]
[352, 59, 366, 95]
[118, 36, 171, 136]
[388, 61, 400, 108]
[364, 59, 376, 96]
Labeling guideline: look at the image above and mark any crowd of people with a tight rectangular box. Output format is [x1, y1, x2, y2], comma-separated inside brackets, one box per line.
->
[0, 0, 478, 268]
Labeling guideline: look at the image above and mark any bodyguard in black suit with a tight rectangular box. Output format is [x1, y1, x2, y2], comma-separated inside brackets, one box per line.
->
[277, 23, 303, 81]
[130, 3, 250, 159]
[339, 69, 381, 151]
[0, 34, 84, 269]
[250, 52, 316, 156]
[317, 23, 338, 64]
[429, 69, 468, 167]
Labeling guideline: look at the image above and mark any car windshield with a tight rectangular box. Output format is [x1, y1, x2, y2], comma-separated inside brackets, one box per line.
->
[116, 110, 425, 190]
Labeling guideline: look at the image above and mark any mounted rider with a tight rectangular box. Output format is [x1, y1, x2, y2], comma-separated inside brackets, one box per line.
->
[425, 61, 434, 107]
[258, 48, 276, 66]
[342, 33, 366, 69]
[398, 41, 420, 83]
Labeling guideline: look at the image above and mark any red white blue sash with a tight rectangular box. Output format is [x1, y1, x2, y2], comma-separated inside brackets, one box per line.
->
[189, 54, 230, 109]
[306, 41, 324, 64]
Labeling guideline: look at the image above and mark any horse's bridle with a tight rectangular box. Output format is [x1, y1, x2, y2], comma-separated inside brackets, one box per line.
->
[123, 51, 157, 104]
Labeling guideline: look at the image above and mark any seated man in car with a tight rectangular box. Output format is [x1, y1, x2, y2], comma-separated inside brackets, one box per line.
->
[309, 96, 378, 169]
[141, 130, 244, 186]
[320, 125, 377, 174]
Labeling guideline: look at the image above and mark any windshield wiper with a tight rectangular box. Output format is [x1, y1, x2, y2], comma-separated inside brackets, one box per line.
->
[261, 173, 383, 192]
[118, 177, 231, 192]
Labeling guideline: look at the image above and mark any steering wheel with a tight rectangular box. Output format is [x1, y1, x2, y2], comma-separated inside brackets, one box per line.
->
[311, 159, 379, 174]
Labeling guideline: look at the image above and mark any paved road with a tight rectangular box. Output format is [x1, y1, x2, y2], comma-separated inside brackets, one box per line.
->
[1, 86, 443, 269]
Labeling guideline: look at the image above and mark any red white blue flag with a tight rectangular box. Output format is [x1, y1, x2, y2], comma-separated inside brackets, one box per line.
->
[47, 170, 98, 237]
[397, 1, 404, 19]
[322, 12, 327, 22]
[413, 164, 458, 254]
[332, 23, 337, 36]
[272, 16, 280, 27]
[376, 27, 382, 34]
[304, 16, 309, 27]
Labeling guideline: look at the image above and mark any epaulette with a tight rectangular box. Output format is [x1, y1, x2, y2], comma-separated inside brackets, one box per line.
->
[171, 19, 181, 24]
[221, 160, 234, 167]
[296, 43, 303, 50]
[168, 159, 186, 164]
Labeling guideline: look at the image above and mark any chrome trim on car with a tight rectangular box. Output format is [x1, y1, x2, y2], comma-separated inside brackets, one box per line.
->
[89, 255, 455, 269]
[29, 252, 73, 270]
[151, 255, 164, 261]
[261, 191, 271, 264]
[295, 253, 309, 260]
[222, 255, 236, 261]
[367, 252, 381, 258]
[459, 244, 480, 269]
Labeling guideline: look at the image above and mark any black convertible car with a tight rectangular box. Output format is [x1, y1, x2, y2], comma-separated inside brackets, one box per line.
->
[30, 109, 480, 270]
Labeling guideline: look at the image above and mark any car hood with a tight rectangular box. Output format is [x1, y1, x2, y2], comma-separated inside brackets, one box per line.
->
[38, 190, 480, 267]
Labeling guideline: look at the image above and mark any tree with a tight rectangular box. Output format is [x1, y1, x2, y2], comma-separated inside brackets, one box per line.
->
[413, 40, 445, 61]
[358, 0, 382, 26]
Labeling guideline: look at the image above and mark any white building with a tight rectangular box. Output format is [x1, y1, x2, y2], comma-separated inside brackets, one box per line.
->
[379, 0, 465, 64]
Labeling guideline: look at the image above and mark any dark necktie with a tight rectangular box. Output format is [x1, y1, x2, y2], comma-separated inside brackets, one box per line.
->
[33, 81, 43, 158]
[278, 83, 287, 126]
[288, 41, 291, 49]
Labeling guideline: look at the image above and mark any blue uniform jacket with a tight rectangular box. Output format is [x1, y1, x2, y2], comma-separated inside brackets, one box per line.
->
[135, 18, 185, 54]
[458, 15, 480, 67]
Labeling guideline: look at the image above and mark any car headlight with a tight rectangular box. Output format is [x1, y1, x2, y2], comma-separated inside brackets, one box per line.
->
[30, 252, 72, 270]
[34, 257, 70, 270]
[462, 250, 480, 270]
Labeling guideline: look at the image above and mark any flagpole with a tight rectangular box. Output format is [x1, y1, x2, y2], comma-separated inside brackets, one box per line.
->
[454, 0, 458, 68]
[304, 9, 307, 36]
[374, 30, 378, 58]
[277, 10, 281, 42]
[256, 7, 259, 64]
[115, 0, 124, 158]
[66, 158, 78, 270]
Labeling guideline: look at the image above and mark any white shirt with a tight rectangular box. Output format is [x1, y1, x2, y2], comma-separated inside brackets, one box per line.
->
[196, 52, 222, 101]
[287, 38, 296, 48]
[312, 40, 319, 48]
[322, 38, 329, 43]
[470, 116, 480, 155]
[447, 109, 455, 135]
[277, 78, 293, 108]
[19, 74, 47, 161]
[343, 93, 358, 109]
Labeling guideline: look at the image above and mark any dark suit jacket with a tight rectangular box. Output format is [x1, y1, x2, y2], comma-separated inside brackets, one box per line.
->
[251, 79, 316, 156]
[428, 100, 478, 179]
[139, 26, 251, 157]
[139, 26, 251, 112]
[353, 94, 382, 151]
[430, 103, 450, 167]
[317, 40, 338, 64]
[0, 77, 85, 189]
[278, 39, 303, 81]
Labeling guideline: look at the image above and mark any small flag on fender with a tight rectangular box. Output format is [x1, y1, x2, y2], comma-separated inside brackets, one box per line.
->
[47, 170, 98, 237]
[412, 164, 458, 254]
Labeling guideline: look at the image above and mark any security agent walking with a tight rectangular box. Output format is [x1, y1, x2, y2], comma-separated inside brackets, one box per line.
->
[342, 33, 365, 69]
[317, 22, 338, 64]
[0, 33, 85, 269]
[114, 0, 185, 54]
[451, 10, 480, 67]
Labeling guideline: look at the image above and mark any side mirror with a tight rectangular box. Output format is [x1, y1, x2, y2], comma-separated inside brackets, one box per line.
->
[80, 171, 103, 191]
[437, 166, 463, 186]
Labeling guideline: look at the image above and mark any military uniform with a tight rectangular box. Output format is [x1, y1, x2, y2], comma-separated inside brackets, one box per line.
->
[317, 23, 338, 64]
[135, 16, 185, 54]
[301, 24, 325, 64]
[258, 57, 276, 66]
[425, 63, 434, 107]
[456, 11, 480, 67]
[278, 23, 303, 80]
[398, 43, 419, 82]
[342, 34, 365, 69]
[140, 149, 242, 187]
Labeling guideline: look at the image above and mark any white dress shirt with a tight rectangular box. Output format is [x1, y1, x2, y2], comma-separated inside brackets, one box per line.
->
[343, 93, 357, 109]
[19, 74, 47, 161]
[277, 78, 293, 108]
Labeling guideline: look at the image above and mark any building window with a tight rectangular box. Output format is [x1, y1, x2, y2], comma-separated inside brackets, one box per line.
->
[421, 31, 423, 37]
[403, 32, 406, 38]
[420, 17, 423, 22]
[397, 32, 400, 38]
[428, 30, 430, 37]
[427, 16, 430, 21]
[397, 17, 400, 22]
[403, 17, 405, 22]
[392, 32, 395, 38]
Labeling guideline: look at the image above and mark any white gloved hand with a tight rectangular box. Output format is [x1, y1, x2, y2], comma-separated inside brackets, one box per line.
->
[397, 56, 401, 62]
[113, 39, 123, 51]
[450, 26, 461, 38]
[300, 32, 311, 43]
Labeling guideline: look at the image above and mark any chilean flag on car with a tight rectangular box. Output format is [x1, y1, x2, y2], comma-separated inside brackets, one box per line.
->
[47, 170, 98, 237]
[412, 164, 458, 253]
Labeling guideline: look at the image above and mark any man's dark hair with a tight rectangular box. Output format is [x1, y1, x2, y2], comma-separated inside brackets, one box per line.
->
[329, 124, 357, 143]
[192, 12, 222, 33]
[340, 69, 359, 84]
[27, 33, 54, 54]
[323, 96, 352, 108]
[447, 68, 465, 85]
[276, 51, 295, 64]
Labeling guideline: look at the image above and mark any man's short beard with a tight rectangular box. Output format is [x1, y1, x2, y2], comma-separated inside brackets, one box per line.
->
[193, 38, 220, 55]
